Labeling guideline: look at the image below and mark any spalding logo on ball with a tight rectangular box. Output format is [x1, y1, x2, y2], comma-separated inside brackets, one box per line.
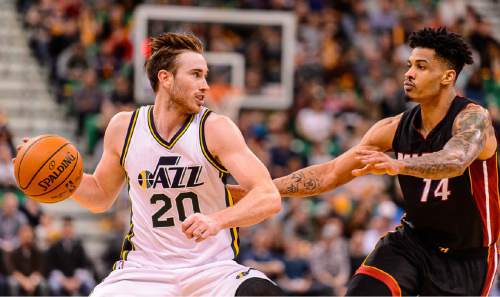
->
[14, 135, 83, 203]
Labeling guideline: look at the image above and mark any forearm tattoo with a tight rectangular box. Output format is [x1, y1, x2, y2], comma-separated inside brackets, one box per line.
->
[401, 105, 492, 179]
[276, 171, 321, 197]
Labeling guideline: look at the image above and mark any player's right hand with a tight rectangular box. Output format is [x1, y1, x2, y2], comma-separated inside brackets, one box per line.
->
[226, 184, 248, 204]
[353, 149, 403, 176]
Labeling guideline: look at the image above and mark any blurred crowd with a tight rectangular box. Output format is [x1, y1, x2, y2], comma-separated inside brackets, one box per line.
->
[0, 0, 496, 295]
[0, 191, 95, 296]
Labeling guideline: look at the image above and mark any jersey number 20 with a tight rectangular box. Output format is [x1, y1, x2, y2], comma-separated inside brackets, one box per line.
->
[150, 192, 200, 227]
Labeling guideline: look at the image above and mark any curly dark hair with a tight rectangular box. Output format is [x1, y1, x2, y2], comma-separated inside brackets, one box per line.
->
[409, 27, 473, 76]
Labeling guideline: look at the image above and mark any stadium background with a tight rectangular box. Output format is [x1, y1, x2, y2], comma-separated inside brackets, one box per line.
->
[0, 0, 499, 295]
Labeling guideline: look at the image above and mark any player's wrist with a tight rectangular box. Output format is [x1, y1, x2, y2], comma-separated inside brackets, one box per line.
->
[395, 160, 406, 175]
[208, 213, 224, 232]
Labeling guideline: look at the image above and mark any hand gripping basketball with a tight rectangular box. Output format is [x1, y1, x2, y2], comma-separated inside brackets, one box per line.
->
[13, 135, 84, 203]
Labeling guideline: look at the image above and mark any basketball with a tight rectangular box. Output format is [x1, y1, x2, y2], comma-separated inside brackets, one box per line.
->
[13, 135, 83, 203]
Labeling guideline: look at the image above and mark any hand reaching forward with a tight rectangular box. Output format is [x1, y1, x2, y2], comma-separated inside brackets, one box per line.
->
[181, 213, 222, 242]
[352, 149, 404, 177]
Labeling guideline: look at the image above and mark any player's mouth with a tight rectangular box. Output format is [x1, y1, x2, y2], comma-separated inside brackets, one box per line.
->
[195, 94, 205, 105]
[404, 81, 415, 91]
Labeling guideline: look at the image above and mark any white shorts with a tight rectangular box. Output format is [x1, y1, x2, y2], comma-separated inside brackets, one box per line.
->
[90, 260, 272, 296]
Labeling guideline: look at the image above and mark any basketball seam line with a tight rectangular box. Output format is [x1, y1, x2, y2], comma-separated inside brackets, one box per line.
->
[20, 142, 70, 190]
[15, 135, 53, 187]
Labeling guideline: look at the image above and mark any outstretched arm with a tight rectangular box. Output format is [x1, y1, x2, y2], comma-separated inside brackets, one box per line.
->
[273, 148, 365, 198]
[356, 104, 497, 179]
[276, 115, 399, 197]
[228, 115, 401, 201]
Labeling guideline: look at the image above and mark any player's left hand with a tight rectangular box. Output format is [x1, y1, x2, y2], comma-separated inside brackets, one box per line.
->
[181, 213, 222, 242]
[352, 149, 404, 176]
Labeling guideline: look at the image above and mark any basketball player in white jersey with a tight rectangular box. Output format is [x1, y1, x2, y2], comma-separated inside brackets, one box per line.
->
[65, 33, 282, 296]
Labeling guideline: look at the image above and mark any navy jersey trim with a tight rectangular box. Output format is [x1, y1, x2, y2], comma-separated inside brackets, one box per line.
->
[120, 109, 139, 167]
[147, 105, 194, 150]
[199, 109, 229, 173]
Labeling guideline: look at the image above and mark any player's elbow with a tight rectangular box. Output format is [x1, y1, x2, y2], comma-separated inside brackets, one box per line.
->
[266, 187, 282, 215]
[78, 193, 115, 214]
[87, 206, 106, 214]
[450, 154, 473, 177]
[269, 197, 281, 215]
[87, 203, 111, 214]
[256, 183, 281, 215]
[451, 165, 468, 178]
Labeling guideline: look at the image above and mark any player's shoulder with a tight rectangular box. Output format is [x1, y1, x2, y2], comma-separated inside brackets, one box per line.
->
[361, 113, 403, 150]
[203, 111, 243, 151]
[454, 101, 491, 127]
[461, 101, 488, 114]
[204, 111, 232, 125]
[109, 110, 136, 127]
[372, 113, 403, 131]
[204, 111, 237, 132]
[105, 110, 138, 135]
[104, 110, 138, 151]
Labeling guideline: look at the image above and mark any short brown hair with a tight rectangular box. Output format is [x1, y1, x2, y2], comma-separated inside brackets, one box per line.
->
[145, 32, 204, 92]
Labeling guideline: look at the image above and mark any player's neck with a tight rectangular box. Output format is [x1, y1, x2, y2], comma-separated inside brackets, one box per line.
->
[419, 88, 456, 137]
[152, 96, 190, 140]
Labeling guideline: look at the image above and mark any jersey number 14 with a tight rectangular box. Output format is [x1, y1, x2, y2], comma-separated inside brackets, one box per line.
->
[420, 178, 450, 202]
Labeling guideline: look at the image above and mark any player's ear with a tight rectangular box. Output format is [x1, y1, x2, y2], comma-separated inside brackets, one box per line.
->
[441, 69, 456, 86]
[157, 70, 173, 89]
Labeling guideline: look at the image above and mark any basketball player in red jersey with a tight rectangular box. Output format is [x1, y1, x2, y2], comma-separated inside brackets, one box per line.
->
[230, 27, 499, 295]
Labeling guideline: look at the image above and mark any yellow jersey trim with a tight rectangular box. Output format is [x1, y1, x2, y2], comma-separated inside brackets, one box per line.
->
[226, 187, 240, 256]
[120, 109, 139, 167]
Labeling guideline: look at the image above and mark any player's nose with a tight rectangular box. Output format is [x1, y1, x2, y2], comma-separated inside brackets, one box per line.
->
[200, 78, 209, 91]
[404, 68, 415, 80]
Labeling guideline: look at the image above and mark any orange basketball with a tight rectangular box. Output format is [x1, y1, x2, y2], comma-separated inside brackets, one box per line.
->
[13, 135, 83, 203]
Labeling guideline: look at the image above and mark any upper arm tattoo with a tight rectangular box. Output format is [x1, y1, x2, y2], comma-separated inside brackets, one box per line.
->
[449, 105, 493, 155]
[400, 105, 492, 179]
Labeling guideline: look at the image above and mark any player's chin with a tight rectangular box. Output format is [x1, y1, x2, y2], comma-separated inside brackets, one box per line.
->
[404, 91, 418, 102]
[187, 103, 202, 114]
[192, 104, 202, 113]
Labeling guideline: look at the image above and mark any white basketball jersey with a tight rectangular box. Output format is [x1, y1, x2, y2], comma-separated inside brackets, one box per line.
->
[116, 105, 239, 269]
